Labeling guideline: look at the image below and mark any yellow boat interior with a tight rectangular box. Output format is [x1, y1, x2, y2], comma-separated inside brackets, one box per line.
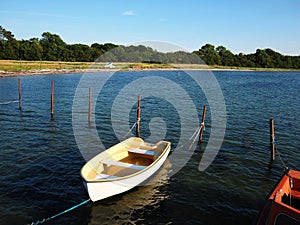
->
[81, 137, 170, 181]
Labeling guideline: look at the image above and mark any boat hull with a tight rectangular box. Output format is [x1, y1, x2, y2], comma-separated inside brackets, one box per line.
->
[256, 170, 300, 225]
[83, 145, 170, 202]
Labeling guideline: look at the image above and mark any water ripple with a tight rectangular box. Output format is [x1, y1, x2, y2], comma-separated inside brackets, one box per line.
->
[0, 71, 299, 224]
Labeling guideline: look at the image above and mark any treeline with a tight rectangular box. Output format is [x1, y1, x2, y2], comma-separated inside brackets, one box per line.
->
[193, 44, 300, 69]
[1, 26, 300, 68]
[0, 26, 117, 62]
[0, 26, 200, 64]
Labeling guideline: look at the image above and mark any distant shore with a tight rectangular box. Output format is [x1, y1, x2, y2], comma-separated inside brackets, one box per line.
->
[0, 68, 119, 77]
[1, 60, 299, 77]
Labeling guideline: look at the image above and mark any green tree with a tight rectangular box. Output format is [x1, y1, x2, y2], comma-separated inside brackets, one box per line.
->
[216, 46, 235, 66]
[149, 51, 165, 64]
[19, 38, 42, 60]
[0, 26, 15, 41]
[282, 56, 293, 68]
[1, 26, 300, 69]
[67, 44, 93, 62]
[264, 48, 283, 68]
[255, 49, 274, 68]
[195, 44, 220, 65]
[30, 38, 43, 60]
[0, 26, 19, 59]
[291, 56, 300, 69]
[91, 43, 118, 52]
[40, 32, 67, 61]
[235, 53, 255, 67]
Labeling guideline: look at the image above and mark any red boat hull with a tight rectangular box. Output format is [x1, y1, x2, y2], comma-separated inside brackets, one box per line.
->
[256, 170, 300, 225]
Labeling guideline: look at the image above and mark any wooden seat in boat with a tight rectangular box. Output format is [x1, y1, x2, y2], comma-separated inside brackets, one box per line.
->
[128, 148, 156, 160]
[128, 148, 155, 155]
[101, 159, 147, 170]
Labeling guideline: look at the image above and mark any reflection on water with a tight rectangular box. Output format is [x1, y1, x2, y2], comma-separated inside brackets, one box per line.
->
[89, 160, 171, 224]
[0, 71, 299, 224]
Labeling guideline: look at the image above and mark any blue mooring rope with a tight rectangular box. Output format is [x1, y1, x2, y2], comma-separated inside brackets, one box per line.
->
[29, 198, 91, 225]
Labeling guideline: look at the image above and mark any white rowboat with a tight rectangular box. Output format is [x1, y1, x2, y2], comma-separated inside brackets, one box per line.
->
[81, 137, 171, 202]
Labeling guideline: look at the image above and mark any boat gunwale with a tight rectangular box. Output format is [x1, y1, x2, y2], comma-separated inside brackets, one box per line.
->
[81, 139, 171, 183]
[256, 169, 300, 225]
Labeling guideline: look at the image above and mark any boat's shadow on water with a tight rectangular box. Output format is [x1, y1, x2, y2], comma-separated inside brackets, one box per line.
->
[87, 160, 172, 224]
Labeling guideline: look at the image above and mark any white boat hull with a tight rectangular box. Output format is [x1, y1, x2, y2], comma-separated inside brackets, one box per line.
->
[85, 147, 170, 202]
[81, 138, 171, 202]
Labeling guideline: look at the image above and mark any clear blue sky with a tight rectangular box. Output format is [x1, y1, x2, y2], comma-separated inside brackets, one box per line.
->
[1, 0, 300, 55]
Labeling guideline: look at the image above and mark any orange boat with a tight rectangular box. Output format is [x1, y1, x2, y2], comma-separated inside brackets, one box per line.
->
[256, 170, 300, 225]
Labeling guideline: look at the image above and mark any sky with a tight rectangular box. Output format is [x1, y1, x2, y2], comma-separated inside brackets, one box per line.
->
[1, 0, 300, 55]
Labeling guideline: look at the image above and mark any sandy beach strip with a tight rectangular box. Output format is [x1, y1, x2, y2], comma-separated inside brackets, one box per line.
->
[0, 65, 298, 77]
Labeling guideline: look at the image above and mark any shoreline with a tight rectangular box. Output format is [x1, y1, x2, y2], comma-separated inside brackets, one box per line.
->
[1, 66, 299, 77]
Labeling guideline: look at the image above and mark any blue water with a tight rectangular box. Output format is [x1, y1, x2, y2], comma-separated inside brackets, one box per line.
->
[0, 71, 299, 225]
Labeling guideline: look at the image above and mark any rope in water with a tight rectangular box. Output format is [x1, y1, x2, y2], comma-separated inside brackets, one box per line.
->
[0, 100, 19, 105]
[121, 121, 137, 140]
[188, 126, 202, 150]
[272, 135, 288, 171]
[176, 126, 201, 151]
[189, 126, 202, 142]
[28, 198, 91, 225]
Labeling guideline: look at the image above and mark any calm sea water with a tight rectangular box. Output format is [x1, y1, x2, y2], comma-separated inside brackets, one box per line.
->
[0, 71, 299, 225]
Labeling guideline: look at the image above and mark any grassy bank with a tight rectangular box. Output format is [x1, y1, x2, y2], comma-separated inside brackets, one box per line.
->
[0, 60, 175, 72]
[0, 60, 94, 71]
[0, 60, 299, 75]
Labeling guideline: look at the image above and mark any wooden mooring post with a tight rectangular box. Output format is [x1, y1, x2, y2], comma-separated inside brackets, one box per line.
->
[88, 87, 92, 124]
[270, 119, 275, 164]
[18, 78, 22, 110]
[136, 96, 141, 138]
[50, 81, 54, 120]
[199, 105, 207, 143]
